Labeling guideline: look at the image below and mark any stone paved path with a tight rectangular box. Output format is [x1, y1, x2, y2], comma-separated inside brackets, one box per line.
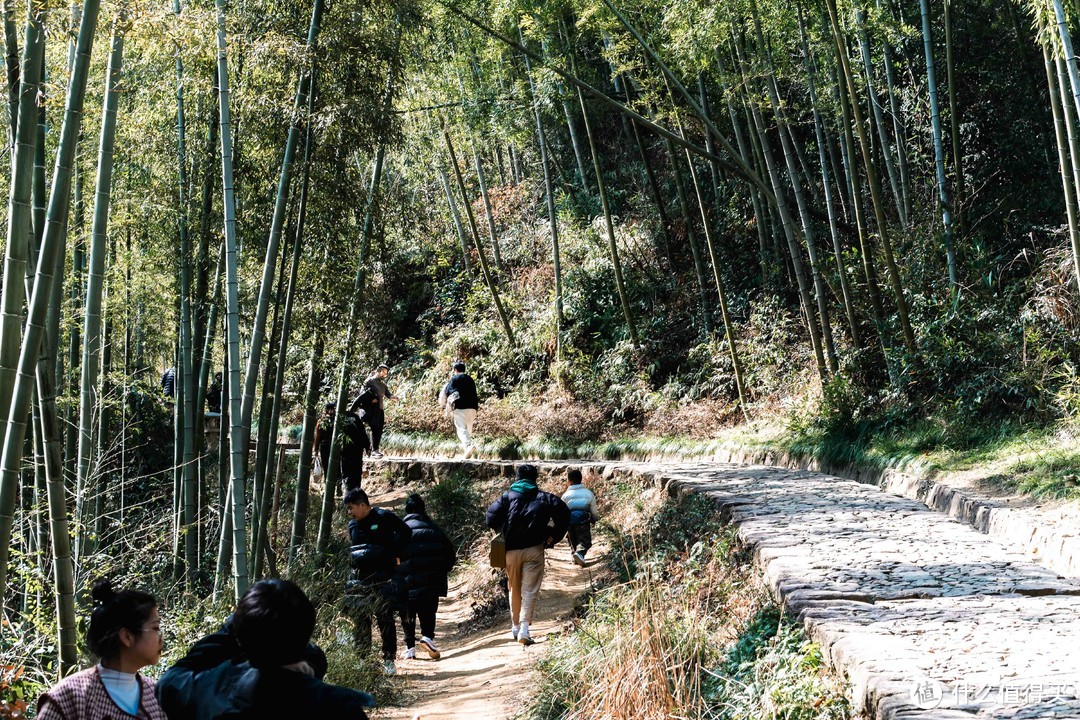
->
[379, 457, 1080, 719]
[662, 462, 1080, 720]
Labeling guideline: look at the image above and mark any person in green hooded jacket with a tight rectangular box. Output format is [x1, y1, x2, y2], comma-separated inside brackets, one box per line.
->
[484, 464, 569, 646]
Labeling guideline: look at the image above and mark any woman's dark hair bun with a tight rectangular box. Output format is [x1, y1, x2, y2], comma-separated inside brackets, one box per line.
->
[91, 577, 117, 606]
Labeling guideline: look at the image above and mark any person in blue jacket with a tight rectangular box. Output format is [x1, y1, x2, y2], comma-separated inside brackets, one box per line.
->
[156, 579, 375, 720]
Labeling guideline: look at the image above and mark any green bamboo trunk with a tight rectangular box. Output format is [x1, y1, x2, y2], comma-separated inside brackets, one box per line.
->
[74, 17, 124, 559]
[0, 2, 45, 423]
[0, 0, 102, 600]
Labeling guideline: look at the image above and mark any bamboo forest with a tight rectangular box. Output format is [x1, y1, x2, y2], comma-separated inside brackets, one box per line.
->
[0, 0, 1078, 713]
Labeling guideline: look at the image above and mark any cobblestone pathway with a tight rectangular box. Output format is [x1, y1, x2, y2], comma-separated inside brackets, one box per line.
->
[662, 463, 1080, 720]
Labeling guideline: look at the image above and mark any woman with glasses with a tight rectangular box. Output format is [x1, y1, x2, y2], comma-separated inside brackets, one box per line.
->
[36, 577, 167, 719]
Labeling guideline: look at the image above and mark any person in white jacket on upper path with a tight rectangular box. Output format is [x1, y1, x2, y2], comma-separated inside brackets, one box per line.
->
[561, 468, 599, 567]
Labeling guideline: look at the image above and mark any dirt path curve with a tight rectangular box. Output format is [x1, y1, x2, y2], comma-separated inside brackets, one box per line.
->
[369, 487, 604, 720]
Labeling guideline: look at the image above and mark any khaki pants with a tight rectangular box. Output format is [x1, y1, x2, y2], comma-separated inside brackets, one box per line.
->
[505, 545, 545, 625]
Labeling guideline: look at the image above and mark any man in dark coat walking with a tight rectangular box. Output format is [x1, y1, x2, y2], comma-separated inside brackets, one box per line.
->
[344, 488, 411, 674]
[353, 364, 396, 458]
[397, 494, 456, 660]
[485, 464, 570, 645]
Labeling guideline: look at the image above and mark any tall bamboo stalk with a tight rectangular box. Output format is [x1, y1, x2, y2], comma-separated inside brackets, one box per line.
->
[316, 148, 384, 555]
[824, 0, 916, 356]
[0, 0, 45, 423]
[919, 0, 958, 300]
[0, 0, 102, 600]
[214, 0, 250, 600]
[855, 8, 907, 227]
[171, 0, 199, 585]
[797, 6, 860, 349]
[444, 131, 515, 346]
[749, 1, 837, 372]
[520, 25, 561, 358]
[238, 0, 324, 462]
[74, 15, 124, 559]
[439, 165, 471, 273]
[732, 32, 827, 377]
[577, 85, 639, 348]
[944, 0, 964, 232]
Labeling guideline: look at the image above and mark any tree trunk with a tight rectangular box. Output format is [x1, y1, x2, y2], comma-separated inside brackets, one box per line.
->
[944, 0, 964, 232]
[733, 32, 827, 377]
[750, 1, 837, 372]
[825, 0, 916, 357]
[1055, 55, 1080, 292]
[38, 240, 77, 677]
[438, 166, 471, 273]
[519, 28, 561, 358]
[75, 15, 124, 559]
[0, 0, 102, 600]
[0, 1, 44, 423]
[798, 7, 861, 349]
[577, 85, 639, 348]
[855, 8, 907, 227]
[289, 334, 321, 564]
[238, 0, 324, 481]
[444, 131, 515, 346]
[919, 0, 958, 300]
[316, 148, 384, 555]
[215, 0, 250, 600]
[472, 151, 504, 272]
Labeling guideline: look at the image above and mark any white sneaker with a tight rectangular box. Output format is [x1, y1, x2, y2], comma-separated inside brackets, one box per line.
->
[511, 624, 519, 640]
[419, 636, 441, 659]
[518, 622, 533, 645]
[402, 646, 416, 660]
[371, 451, 384, 459]
[383, 659, 396, 675]
[572, 551, 586, 567]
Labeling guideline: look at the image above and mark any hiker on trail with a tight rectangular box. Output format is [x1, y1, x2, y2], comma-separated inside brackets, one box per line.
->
[312, 402, 336, 475]
[355, 364, 396, 458]
[205, 372, 222, 414]
[156, 579, 375, 720]
[36, 578, 167, 720]
[161, 367, 176, 399]
[344, 488, 411, 674]
[397, 493, 457, 661]
[438, 360, 479, 458]
[561, 468, 599, 567]
[339, 409, 370, 490]
[485, 464, 570, 645]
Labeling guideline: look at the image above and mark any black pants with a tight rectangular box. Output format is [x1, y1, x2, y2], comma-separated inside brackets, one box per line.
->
[341, 451, 364, 490]
[346, 584, 398, 661]
[400, 592, 440, 647]
[365, 410, 384, 452]
[568, 523, 593, 556]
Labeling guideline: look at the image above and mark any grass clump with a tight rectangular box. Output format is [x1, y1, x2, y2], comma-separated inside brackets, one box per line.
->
[527, 493, 852, 720]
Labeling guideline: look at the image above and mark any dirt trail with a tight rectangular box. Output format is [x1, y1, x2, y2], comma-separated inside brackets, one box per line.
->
[368, 486, 604, 720]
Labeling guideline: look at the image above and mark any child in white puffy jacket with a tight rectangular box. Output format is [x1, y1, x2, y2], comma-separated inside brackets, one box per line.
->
[561, 468, 599, 567]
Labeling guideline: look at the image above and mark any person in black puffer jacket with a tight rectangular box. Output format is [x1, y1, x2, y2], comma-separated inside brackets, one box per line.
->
[157, 579, 375, 720]
[485, 464, 570, 646]
[397, 494, 456, 661]
[343, 488, 411, 673]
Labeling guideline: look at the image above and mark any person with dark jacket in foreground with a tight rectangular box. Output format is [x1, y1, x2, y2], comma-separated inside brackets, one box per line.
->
[156, 579, 374, 720]
[398, 494, 457, 661]
[485, 464, 570, 645]
[345, 488, 411, 673]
